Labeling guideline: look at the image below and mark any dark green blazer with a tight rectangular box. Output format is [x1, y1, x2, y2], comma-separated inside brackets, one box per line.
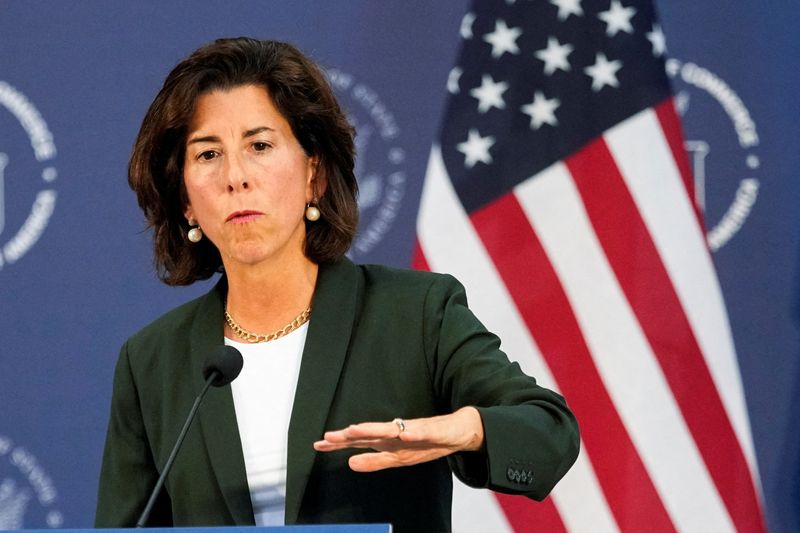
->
[96, 258, 579, 532]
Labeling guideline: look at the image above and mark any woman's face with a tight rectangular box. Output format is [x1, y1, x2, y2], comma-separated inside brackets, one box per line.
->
[183, 84, 317, 270]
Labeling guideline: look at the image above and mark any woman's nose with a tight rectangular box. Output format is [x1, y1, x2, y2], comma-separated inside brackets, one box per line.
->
[225, 153, 250, 192]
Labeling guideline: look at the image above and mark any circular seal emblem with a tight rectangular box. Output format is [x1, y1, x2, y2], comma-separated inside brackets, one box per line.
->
[666, 59, 760, 252]
[0, 434, 63, 528]
[327, 68, 407, 259]
[0, 81, 58, 270]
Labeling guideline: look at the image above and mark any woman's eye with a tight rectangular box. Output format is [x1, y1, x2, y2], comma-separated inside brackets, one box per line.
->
[252, 142, 270, 152]
[198, 150, 218, 161]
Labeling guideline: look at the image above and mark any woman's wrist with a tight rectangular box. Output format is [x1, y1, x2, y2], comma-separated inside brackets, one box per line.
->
[456, 406, 485, 452]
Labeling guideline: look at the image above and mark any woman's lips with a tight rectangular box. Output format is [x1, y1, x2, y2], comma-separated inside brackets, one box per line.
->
[226, 210, 263, 223]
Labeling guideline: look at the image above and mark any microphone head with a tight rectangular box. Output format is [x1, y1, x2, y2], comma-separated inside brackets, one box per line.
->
[202, 345, 243, 387]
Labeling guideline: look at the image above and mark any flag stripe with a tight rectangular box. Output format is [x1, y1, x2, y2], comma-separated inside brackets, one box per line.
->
[605, 109, 761, 480]
[547, 444, 620, 533]
[652, 99, 701, 226]
[495, 493, 566, 533]
[603, 109, 765, 532]
[568, 127, 763, 533]
[515, 161, 736, 532]
[411, 239, 430, 271]
[471, 193, 675, 533]
[451, 475, 513, 533]
[418, 145, 618, 533]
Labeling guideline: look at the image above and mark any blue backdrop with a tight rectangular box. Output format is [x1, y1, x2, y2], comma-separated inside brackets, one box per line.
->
[1, 1, 797, 531]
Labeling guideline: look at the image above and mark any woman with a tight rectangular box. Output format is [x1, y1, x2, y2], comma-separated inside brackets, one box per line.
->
[95, 37, 579, 532]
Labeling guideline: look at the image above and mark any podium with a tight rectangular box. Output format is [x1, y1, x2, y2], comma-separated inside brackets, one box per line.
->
[25, 524, 392, 533]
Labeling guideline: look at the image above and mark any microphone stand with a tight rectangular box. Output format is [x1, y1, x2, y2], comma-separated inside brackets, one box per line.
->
[135, 370, 219, 528]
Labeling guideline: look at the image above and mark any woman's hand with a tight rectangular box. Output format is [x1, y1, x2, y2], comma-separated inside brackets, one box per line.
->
[313, 406, 485, 472]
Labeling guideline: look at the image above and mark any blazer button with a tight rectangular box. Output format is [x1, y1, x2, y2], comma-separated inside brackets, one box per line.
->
[507, 467, 516, 482]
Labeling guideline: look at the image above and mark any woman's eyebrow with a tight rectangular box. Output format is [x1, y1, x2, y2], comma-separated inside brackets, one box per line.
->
[186, 134, 220, 145]
[187, 126, 275, 146]
[243, 126, 274, 138]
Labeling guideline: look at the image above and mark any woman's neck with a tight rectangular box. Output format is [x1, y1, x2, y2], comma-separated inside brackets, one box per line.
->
[223, 253, 319, 336]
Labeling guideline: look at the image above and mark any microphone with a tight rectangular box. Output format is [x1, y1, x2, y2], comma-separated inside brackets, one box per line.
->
[136, 345, 243, 528]
[202, 345, 244, 386]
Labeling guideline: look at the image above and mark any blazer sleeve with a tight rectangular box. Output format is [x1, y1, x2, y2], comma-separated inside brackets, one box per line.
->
[422, 274, 580, 500]
[95, 341, 173, 527]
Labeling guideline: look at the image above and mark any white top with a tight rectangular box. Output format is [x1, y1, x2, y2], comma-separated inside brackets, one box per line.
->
[226, 321, 308, 526]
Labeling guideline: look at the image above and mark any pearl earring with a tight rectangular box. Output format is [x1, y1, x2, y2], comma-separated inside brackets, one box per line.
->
[187, 219, 203, 243]
[305, 202, 321, 222]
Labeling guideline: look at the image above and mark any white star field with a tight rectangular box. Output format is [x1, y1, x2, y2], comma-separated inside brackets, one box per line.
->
[457, 128, 496, 168]
[448, 0, 666, 169]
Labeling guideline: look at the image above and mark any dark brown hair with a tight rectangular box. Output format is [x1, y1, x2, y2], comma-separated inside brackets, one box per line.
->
[129, 37, 358, 285]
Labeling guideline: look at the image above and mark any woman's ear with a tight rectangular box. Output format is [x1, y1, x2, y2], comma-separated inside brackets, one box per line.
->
[183, 204, 195, 223]
[307, 156, 327, 201]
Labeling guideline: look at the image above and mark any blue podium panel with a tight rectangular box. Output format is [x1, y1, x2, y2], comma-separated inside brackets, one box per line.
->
[20, 524, 392, 533]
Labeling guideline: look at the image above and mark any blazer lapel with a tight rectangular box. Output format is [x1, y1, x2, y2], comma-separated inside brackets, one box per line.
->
[189, 278, 255, 525]
[284, 258, 361, 524]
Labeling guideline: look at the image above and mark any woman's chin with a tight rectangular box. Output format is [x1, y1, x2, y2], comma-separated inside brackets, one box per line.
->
[221, 241, 302, 269]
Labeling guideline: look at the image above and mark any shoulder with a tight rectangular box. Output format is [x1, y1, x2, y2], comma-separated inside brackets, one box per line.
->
[127, 294, 206, 348]
[122, 279, 223, 363]
[353, 263, 466, 303]
[354, 262, 460, 291]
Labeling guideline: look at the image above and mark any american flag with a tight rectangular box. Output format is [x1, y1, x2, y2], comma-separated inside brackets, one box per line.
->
[412, 1, 766, 531]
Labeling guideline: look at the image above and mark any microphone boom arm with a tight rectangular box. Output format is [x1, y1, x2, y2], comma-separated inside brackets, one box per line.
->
[135, 370, 219, 528]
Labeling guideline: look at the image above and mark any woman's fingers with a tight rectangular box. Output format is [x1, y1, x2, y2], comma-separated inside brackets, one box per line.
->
[314, 419, 422, 451]
[313, 437, 396, 451]
[348, 451, 408, 472]
[312, 407, 485, 470]
[321, 421, 404, 443]
[347, 447, 453, 472]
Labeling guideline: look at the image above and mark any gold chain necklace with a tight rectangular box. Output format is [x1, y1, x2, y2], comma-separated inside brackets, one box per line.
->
[225, 306, 311, 343]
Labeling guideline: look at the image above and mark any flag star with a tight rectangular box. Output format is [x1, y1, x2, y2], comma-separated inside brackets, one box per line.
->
[598, 0, 637, 37]
[521, 91, 561, 129]
[646, 23, 667, 56]
[535, 37, 574, 76]
[549, 0, 583, 21]
[457, 128, 496, 168]
[584, 52, 623, 91]
[460, 12, 476, 39]
[447, 67, 463, 94]
[469, 74, 509, 113]
[483, 19, 523, 58]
